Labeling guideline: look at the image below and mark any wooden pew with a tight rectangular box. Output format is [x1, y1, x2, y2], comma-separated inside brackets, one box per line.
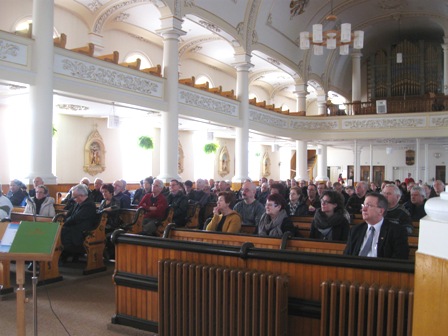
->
[290, 216, 418, 260]
[141, 64, 161, 77]
[208, 85, 222, 94]
[184, 203, 201, 229]
[54, 212, 108, 275]
[220, 89, 235, 99]
[70, 43, 95, 57]
[179, 76, 195, 86]
[194, 81, 209, 91]
[120, 58, 141, 70]
[15, 23, 32, 38]
[8, 213, 64, 285]
[155, 207, 175, 236]
[12, 206, 25, 213]
[118, 207, 145, 234]
[53, 33, 67, 48]
[249, 97, 257, 105]
[256, 100, 266, 108]
[56, 192, 68, 204]
[96, 50, 119, 64]
[111, 231, 415, 335]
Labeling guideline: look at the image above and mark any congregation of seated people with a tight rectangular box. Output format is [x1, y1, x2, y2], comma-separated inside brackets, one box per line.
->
[2, 173, 444, 265]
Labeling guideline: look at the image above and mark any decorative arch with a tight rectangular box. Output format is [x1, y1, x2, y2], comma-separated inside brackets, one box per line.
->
[83, 128, 106, 176]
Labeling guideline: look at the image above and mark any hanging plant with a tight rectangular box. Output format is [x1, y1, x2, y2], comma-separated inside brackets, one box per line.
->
[52, 125, 57, 137]
[204, 143, 218, 154]
[138, 136, 154, 150]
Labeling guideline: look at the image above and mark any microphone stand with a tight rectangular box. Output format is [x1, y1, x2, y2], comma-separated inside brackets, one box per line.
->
[25, 192, 38, 335]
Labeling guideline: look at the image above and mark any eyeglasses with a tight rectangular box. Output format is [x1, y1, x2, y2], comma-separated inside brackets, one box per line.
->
[321, 200, 333, 205]
[361, 203, 378, 209]
[265, 203, 278, 207]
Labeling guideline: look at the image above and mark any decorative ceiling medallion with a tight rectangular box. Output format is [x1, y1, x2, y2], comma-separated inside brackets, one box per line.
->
[56, 104, 89, 111]
[290, 0, 310, 19]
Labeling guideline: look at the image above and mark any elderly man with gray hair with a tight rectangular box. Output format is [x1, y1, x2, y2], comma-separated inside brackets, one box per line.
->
[381, 183, 413, 234]
[138, 179, 168, 235]
[404, 185, 427, 221]
[346, 181, 369, 214]
[60, 184, 97, 254]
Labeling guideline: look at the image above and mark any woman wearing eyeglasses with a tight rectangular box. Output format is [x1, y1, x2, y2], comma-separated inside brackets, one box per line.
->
[258, 193, 296, 237]
[310, 190, 350, 241]
[23, 185, 55, 217]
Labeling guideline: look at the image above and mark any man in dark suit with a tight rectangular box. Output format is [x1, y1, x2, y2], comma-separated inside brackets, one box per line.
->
[344, 192, 409, 260]
[61, 184, 98, 250]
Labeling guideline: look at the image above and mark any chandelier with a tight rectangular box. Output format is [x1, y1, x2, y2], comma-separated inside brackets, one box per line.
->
[299, 1, 364, 55]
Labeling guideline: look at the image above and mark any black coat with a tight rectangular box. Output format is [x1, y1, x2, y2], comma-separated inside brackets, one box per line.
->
[61, 198, 98, 249]
[343, 219, 409, 260]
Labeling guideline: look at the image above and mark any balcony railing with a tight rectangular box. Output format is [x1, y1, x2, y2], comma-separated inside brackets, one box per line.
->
[337, 95, 447, 116]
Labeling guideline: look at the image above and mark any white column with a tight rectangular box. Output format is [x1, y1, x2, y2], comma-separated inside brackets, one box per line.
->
[369, 144, 373, 182]
[351, 51, 362, 115]
[157, 17, 185, 182]
[293, 84, 307, 114]
[28, 0, 57, 184]
[295, 140, 308, 181]
[354, 140, 361, 182]
[442, 38, 448, 95]
[415, 139, 420, 183]
[315, 144, 328, 182]
[232, 54, 253, 183]
[317, 94, 327, 116]
[424, 143, 429, 183]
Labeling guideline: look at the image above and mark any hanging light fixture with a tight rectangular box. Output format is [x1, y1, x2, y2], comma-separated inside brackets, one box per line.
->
[299, 0, 363, 56]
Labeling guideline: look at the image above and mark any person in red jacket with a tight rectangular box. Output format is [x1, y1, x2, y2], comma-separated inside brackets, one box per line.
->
[138, 179, 168, 235]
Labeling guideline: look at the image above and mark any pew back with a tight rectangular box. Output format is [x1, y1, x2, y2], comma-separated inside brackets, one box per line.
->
[112, 232, 415, 336]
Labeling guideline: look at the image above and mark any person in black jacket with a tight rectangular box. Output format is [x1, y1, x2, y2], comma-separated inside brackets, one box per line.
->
[7, 179, 27, 206]
[61, 184, 98, 251]
[167, 179, 189, 227]
[310, 190, 350, 241]
[344, 192, 409, 260]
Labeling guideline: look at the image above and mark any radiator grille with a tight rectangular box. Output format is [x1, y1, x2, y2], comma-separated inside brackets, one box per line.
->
[320, 281, 414, 336]
[158, 259, 289, 336]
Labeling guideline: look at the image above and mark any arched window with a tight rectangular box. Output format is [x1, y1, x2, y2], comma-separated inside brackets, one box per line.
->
[14, 18, 60, 38]
[124, 52, 151, 69]
[195, 75, 213, 88]
[249, 93, 258, 100]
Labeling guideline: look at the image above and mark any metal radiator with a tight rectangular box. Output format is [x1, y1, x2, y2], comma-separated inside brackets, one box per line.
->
[158, 259, 289, 336]
[320, 281, 414, 336]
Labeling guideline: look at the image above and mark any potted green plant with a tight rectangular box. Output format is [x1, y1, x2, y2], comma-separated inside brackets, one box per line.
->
[203, 143, 218, 154]
[138, 136, 154, 150]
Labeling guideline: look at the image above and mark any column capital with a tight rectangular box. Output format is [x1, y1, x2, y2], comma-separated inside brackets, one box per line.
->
[232, 53, 254, 71]
[351, 50, 363, 59]
[156, 16, 186, 39]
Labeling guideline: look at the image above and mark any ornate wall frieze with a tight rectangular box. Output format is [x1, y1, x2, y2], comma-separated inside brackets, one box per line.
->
[0, 39, 27, 65]
[54, 55, 162, 97]
[289, 119, 338, 130]
[249, 110, 288, 128]
[178, 90, 238, 116]
[342, 116, 426, 129]
[430, 115, 448, 127]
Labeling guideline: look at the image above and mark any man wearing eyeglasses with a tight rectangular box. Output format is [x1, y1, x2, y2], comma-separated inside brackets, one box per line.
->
[344, 192, 409, 259]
